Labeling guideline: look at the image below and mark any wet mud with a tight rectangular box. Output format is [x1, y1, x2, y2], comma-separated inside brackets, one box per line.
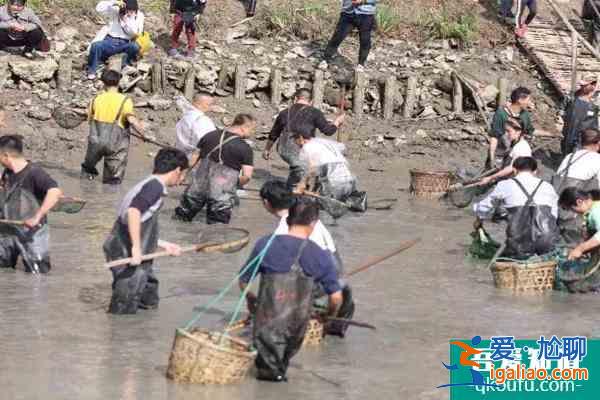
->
[1, 145, 599, 400]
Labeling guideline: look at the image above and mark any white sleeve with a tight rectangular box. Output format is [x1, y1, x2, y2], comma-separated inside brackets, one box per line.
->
[96, 1, 118, 16]
[473, 183, 506, 220]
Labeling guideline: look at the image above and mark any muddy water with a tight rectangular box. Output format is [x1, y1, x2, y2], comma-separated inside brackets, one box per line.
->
[1, 146, 599, 400]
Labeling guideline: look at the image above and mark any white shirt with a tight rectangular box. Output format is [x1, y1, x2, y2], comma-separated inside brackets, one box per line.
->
[508, 138, 532, 166]
[473, 172, 559, 219]
[556, 149, 600, 186]
[175, 97, 216, 159]
[92, 1, 145, 44]
[299, 138, 347, 169]
[274, 213, 336, 253]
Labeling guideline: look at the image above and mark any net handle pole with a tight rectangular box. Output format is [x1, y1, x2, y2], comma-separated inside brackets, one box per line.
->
[183, 234, 276, 331]
[104, 243, 213, 268]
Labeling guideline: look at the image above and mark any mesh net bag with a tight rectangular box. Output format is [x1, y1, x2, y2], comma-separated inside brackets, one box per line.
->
[0, 187, 39, 234]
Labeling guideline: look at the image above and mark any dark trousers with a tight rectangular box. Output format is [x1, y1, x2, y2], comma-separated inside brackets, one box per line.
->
[175, 194, 233, 225]
[171, 13, 197, 51]
[246, 0, 257, 17]
[0, 27, 47, 51]
[325, 13, 375, 66]
[109, 262, 159, 314]
[519, 0, 537, 25]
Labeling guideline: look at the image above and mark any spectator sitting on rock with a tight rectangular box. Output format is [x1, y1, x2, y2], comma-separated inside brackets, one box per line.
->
[87, 0, 144, 80]
[0, 0, 50, 56]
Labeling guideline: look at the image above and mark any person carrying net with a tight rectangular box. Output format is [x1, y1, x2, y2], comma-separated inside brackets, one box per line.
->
[239, 197, 343, 382]
[0, 135, 63, 274]
[103, 148, 188, 314]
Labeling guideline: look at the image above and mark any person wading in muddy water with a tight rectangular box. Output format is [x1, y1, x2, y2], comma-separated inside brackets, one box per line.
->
[263, 89, 345, 190]
[558, 188, 600, 292]
[174, 93, 216, 164]
[239, 197, 343, 382]
[81, 69, 145, 185]
[473, 156, 559, 259]
[174, 114, 255, 224]
[561, 76, 599, 156]
[487, 87, 535, 170]
[258, 180, 354, 337]
[478, 119, 532, 187]
[0, 135, 63, 274]
[553, 129, 600, 247]
[104, 148, 188, 315]
[292, 130, 367, 218]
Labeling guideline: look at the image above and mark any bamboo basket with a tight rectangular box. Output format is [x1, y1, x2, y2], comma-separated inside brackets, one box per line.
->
[302, 318, 324, 346]
[409, 169, 453, 199]
[166, 328, 256, 384]
[491, 260, 557, 294]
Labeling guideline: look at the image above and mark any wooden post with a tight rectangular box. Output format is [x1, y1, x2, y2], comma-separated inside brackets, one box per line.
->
[571, 31, 578, 97]
[403, 76, 417, 118]
[235, 64, 247, 100]
[497, 77, 508, 107]
[160, 59, 167, 94]
[312, 70, 324, 110]
[270, 69, 282, 105]
[217, 65, 229, 89]
[184, 67, 196, 101]
[57, 58, 72, 91]
[353, 69, 367, 118]
[151, 63, 162, 94]
[383, 75, 396, 120]
[452, 72, 463, 114]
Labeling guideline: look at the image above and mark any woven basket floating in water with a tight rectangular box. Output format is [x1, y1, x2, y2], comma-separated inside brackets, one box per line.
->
[166, 328, 256, 385]
[302, 318, 324, 347]
[491, 260, 557, 294]
[409, 169, 453, 199]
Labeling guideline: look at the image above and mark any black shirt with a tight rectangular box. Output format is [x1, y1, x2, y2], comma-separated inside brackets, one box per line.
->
[129, 178, 164, 216]
[269, 103, 337, 142]
[1, 163, 58, 205]
[198, 129, 254, 171]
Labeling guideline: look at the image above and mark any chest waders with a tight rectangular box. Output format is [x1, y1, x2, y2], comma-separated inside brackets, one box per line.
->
[175, 131, 241, 224]
[81, 96, 131, 184]
[504, 179, 560, 259]
[278, 105, 310, 189]
[253, 241, 314, 381]
[0, 164, 51, 274]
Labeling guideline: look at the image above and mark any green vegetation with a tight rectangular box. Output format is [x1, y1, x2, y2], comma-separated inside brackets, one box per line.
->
[375, 4, 401, 36]
[416, 10, 479, 45]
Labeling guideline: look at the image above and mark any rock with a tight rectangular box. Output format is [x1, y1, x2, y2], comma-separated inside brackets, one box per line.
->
[137, 62, 152, 73]
[252, 99, 261, 108]
[241, 39, 260, 46]
[38, 91, 50, 100]
[27, 108, 52, 121]
[55, 26, 79, 42]
[54, 41, 67, 53]
[211, 105, 228, 114]
[500, 46, 514, 63]
[194, 65, 218, 86]
[318, 61, 328, 70]
[253, 47, 265, 56]
[246, 78, 259, 92]
[283, 52, 298, 60]
[445, 54, 459, 63]
[478, 84, 500, 105]
[19, 80, 32, 90]
[419, 106, 437, 118]
[52, 107, 86, 129]
[415, 129, 428, 139]
[222, 116, 232, 125]
[9, 57, 58, 83]
[148, 97, 172, 111]
[225, 26, 248, 43]
[290, 46, 314, 58]
[281, 81, 296, 99]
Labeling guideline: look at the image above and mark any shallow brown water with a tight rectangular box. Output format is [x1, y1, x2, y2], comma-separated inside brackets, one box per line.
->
[1, 145, 599, 400]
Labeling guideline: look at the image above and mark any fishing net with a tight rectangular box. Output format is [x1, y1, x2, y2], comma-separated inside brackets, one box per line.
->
[52, 197, 86, 214]
[195, 227, 250, 254]
[555, 250, 600, 293]
[448, 184, 490, 208]
[468, 228, 501, 260]
[0, 187, 39, 234]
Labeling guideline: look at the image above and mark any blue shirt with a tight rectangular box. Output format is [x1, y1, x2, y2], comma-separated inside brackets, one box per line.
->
[240, 235, 342, 295]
